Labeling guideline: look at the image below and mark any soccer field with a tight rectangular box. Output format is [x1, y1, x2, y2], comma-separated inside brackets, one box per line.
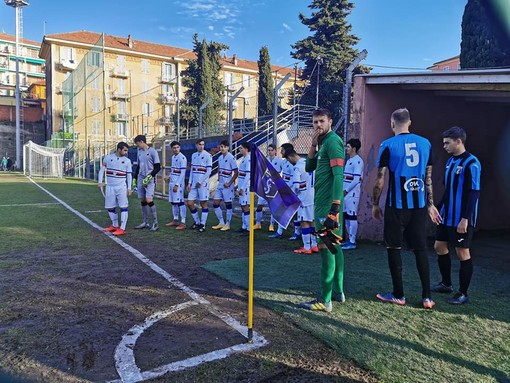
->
[1, 172, 509, 383]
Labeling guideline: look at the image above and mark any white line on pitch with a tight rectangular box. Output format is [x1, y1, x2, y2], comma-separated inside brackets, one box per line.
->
[0, 202, 60, 207]
[28, 178, 269, 383]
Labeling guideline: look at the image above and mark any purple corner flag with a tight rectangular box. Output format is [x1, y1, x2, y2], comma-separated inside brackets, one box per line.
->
[250, 143, 300, 229]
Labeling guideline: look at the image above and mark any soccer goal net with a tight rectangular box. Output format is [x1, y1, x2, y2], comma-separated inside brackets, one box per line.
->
[23, 141, 66, 178]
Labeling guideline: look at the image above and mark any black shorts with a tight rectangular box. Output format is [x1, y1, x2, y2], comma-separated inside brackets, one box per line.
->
[384, 206, 428, 250]
[435, 224, 473, 248]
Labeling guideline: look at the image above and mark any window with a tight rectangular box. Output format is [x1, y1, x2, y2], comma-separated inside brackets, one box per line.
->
[115, 122, 127, 137]
[117, 78, 126, 94]
[164, 104, 172, 117]
[143, 102, 151, 116]
[162, 63, 175, 81]
[92, 120, 100, 135]
[117, 56, 125, 71]
[243, 74, 252, 88]
[88, 51, 101, 67]
[162, 83, 174, 95]
[442, 66, 450, 71]
[224, 72, 235, 87]
[91, 97, 101, 112]
[92, 77, 100, 90]
[141, 59, 149, 74]
[60, 46, 76, 62]
[142, 81, 149, 94]
[118, 101, 127, 115]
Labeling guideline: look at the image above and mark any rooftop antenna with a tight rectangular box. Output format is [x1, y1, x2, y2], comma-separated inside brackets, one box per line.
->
[5, 0, 29, 170]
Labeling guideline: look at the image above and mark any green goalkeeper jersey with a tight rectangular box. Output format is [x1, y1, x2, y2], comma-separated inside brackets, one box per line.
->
[306, 130, 345, 209]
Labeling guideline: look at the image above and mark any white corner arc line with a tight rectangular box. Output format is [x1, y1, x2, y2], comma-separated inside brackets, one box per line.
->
[114, 301, 199, 383]
[28, 178, 269, 382]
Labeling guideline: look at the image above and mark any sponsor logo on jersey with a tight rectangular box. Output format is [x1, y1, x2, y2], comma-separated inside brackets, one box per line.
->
[404, 177, 424, 192]
[455, 166, 463, 175]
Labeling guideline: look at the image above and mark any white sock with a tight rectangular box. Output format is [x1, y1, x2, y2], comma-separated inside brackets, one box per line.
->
[255, 210, 263, 225]
[226, 208, 233, 226]
[120, 209, 128, 230]
[108, 210, 118, 227]
[302, 233, 311, 250]
[214, 206, 225, 225]
[179, 204, 187, 223]
[172, 204, 179, 221]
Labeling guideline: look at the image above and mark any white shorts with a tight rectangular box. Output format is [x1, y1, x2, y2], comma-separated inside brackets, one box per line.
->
[137, 177, 155, 199]
[343, 195, 360, 216]
[298, 205, 314, 222]
[105, 184, 129, 209]
[239, 189, 249, 206]
[213, 185, 234, 203]
[169, 184, 185, 203]
[188, 185, 209, 202]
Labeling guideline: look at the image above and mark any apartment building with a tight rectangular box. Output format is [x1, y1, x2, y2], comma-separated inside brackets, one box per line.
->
[428, 55, 461, 71]
[39, 31, 296, 144]
[0, 32, 45, 97]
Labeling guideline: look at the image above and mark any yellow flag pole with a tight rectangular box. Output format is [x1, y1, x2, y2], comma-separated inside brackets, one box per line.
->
[247, 191, 255, 343]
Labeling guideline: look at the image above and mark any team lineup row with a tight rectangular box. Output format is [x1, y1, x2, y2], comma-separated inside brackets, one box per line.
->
[98, 106, 481, 312]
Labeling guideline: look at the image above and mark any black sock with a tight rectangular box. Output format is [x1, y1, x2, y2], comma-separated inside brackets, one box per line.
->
[437, 253, 452, 286]
[387, 248, 404, 299]
[414, 249, 431, 299]
[459, 258, 473, 296]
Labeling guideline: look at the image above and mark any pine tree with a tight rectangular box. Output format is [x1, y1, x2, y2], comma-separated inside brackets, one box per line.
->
[291, 0, 364, 121]
[460, 0, 510, 69]
[257, 46, 274, 119]
[180, 34, 229, 131]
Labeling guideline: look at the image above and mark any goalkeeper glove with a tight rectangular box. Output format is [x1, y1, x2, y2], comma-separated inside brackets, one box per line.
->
[315, 228, 342, 254]
[131, 178, 137, 189]
[323, 203, 340, 230]
[142, 174, 153, 187]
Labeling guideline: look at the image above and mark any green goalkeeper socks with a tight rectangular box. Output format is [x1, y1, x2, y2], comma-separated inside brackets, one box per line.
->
[320, 247, 345, 302]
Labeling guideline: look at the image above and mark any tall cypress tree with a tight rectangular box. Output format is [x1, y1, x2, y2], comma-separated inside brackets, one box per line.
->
[460, 0, 510, 69]
[291, 0, 364, 120]
[257, 46, 274, 119]
[181, 34, 228, 130]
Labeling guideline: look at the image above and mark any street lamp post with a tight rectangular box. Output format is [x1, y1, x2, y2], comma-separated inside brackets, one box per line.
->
[5, 0, 29, 170]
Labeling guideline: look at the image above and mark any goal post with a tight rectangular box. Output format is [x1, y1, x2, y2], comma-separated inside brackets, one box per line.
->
[23, 140, 66, 178]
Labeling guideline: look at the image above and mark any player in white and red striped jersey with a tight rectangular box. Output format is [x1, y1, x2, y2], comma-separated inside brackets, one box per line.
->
[98, 142, 133, 236]
[285, 149, 318, 254]
[236, 142, 251, 236]
[342, 138, 364, 250]
[212, 140, 238, 231]
[164, 141, 188, 230]
[187, 138, 212, 232]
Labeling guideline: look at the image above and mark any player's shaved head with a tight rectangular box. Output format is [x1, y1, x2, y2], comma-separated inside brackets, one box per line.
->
[391, 108, 410, 125]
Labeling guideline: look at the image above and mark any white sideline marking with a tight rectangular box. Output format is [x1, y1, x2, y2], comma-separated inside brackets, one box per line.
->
[0, 202, 60, 207]
[28, 178, 268, 383]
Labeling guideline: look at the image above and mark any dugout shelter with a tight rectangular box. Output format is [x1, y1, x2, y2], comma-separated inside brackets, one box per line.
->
[350, 68, 510, 241]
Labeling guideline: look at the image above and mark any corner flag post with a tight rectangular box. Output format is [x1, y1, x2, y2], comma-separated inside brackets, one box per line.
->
[247, 190, 255, 343]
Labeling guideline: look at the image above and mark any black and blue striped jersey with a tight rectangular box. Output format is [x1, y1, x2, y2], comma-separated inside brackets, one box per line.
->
[377, 133, 432, 209]
[440, 151, 481, 227]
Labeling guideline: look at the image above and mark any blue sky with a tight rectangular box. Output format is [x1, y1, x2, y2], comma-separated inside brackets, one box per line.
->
[0, 0, 467, 72]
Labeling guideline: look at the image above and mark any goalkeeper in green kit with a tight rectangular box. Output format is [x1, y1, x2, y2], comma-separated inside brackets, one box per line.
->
[133, 135, 161, 232]
[299, 108, 346, 312]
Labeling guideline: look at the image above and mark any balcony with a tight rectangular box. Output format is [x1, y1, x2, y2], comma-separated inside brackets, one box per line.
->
[112, 113, 129, 122]
[110, 69, 129, 78]
[60, 108, 78, 118]
[111, 90, 129, 100]
[159, 75, 176, 84]
[0, 45, 11, 55]
[159, 117, 173, 126]
[56, 58, 77, 72]
[159, 93, 178, 104]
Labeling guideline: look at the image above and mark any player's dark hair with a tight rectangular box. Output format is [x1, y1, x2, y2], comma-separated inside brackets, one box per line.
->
[280, 143, 294, 152]
[283, 149, 298, 159]
[391, 108, 410, 125]
[196, 139, 205, 145]
[241, 142, 251, 151]
[134, 135, 146, 144]
[220, 140, 229, 147]
[347, 138, 361, 152]
[170, 141, 180, 147]
[312, 107, 332, 119]
[268, 143, 277, 150]
[117, 142, 129, 150]
[442, 126, 467, 143]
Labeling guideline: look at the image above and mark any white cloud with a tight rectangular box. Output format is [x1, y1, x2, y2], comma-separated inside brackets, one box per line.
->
[208, 25, 214, 30]
[282, 23, 292, 32]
